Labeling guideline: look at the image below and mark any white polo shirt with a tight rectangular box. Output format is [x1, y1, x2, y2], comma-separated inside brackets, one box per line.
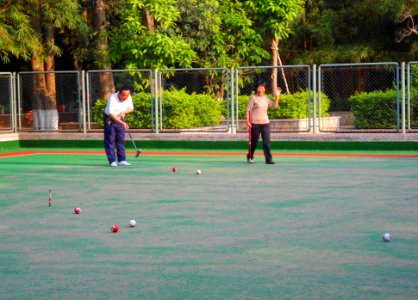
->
[104, 92, 134, 118]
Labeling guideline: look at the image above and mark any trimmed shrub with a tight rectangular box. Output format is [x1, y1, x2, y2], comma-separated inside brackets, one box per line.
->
[348, 90, 398, 129]
[92, 99, 106, 127]
[237, 90, 330, 119]
[162, 89, 222, 128]
[92, 89, 222, 129]
[92, 92, 153, 128]
[410, 88, 418, 128]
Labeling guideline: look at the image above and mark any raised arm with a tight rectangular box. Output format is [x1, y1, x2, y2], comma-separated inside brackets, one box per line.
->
[273, 87, 282, 109]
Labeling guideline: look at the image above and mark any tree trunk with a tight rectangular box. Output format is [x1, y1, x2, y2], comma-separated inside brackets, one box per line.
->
[31, 13, 58, 131]
[71, 2, 89, 71]
[44, 24, 57, 109]
[93, 0, 114, 99]
[142, 7, 155, 33]
[44, 24, 59, 130]
[271, 39, 290, 94]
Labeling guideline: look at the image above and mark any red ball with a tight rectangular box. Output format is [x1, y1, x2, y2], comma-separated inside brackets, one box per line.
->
[111, 224, 119, 233]
[172, 167, 177, 172]
[74, 207, 81, 214]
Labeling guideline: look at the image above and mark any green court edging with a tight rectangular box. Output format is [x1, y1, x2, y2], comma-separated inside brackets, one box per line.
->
[272, 141, 418, 151]
[3, 139, 418, 151]
[17, 139, 105, 149]
[0, 140, 20, 152]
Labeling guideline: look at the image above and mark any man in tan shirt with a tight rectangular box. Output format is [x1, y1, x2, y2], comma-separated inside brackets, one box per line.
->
[246, 80, 281, 164]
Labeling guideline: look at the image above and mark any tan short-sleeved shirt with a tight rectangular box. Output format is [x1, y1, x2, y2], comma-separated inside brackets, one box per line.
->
[247, 95, 275, 124]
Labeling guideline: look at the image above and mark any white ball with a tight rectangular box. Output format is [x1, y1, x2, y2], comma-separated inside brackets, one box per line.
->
[383, 232, 392, 242]
[129, 219, 136, 227]
[196, 169, 201, 175]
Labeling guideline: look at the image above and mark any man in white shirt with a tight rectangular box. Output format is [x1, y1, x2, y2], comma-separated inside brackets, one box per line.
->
[104, 86, 134, 167]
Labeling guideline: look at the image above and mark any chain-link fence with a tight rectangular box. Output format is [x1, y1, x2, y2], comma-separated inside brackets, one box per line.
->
[86, 70, 154, 131]
[17, 71, 81, 131]
[6, 62, 418, 134]
[0, 72, 14, 131]
[156, 68, 232, 132]
[235, 65, 311, 132]
[318, 63, 400, 132]
[407, 62, 418, 131]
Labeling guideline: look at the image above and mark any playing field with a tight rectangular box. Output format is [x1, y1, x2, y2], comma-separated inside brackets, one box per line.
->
[1, 147, 418, 299]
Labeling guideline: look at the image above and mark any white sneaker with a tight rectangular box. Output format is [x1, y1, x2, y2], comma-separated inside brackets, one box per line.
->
[110, 161, 117, 167]
[118, 161, 131, 166]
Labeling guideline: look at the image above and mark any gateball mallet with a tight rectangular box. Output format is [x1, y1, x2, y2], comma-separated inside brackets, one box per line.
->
[127, 130, 142, 158]
[122, 117, 142, 157]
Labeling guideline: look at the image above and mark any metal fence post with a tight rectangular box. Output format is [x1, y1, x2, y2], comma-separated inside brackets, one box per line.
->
[81, 70, 87, 134]
[85, 71, 91, 131]
[235, 68, 239, 134]
[230, 67, 235, 134]
[158, 70, 163, 132]
[396, 63, 401, 131]
[407, 62, 411, 131]
[401, 62, 406, 134]
[16, 73, 22, 131]
[154, 70, 159, 134]
[313, 64, 317, 134]
[12, 72, 16, 132]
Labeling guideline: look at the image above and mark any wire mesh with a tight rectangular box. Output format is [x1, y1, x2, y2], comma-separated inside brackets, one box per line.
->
[5, 62, 418, 135]
[236, 66, 311, 133]
[157, 68, 231, 132]
[17, 71, 81, 131]
[86, 70, 153, 131]
[0, 73, 13, 130]
[318, 63, 400, 132]
[408, 62, 418, 131]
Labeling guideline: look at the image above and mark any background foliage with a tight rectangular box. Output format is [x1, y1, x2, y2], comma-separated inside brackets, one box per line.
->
[1, 0, 417, 72]
[93, 90, 330, 128]
[349, 90, 399, 129]
[93, 89, 223, 129]
[349, 88, 418, 129]
[237, 91, 330, 119]
[92, 92, 153, 128]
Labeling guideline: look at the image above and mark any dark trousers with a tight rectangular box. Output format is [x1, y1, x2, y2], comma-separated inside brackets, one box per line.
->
[247, 123, 273, 162]
[104, 114, 126, 163]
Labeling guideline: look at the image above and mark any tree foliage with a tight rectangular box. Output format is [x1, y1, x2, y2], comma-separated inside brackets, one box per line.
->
[245, 0, 305, 42]
[1, 0, 417, 70]
[109, 0, 196, 69]
[175, 0, 269, 68]
[284, 0, 418, 64]
[0, 3, 39, 63]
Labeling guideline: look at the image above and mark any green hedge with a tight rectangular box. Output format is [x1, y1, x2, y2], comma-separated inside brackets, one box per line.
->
[349, 88, 418, 129]
[237, 90, 330, 119]
[412, 89, 418, 128]
[93, 90, 332, 128]
[348, 90, 399, 129]
[92, 92, 153, 128]
[92, 89, 222, 129]
[161, 89, 222, 128]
